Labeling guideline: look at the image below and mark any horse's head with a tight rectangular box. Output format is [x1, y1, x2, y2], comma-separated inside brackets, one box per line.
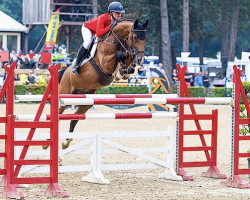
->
[111, 19, 148, 80]
[129, 19, 148, 66]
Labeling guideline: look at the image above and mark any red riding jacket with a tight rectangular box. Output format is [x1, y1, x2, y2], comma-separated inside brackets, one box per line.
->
[84, 13, 111, 37]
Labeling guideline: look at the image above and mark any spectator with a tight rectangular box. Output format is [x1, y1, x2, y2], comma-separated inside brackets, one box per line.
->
[128, 65, 147, 85]
[157, 63, 166, 77]
[190, 73, 195, 86]
[202, 70, 210, 90]
[17, 50, 27, 68]
[14, 70, 22, 85]
[172, 68, 178, 84]
[225, 71, 234, 88]
[138, 65, 147, 77]
[184, 69, 192, 86]
[10, 49, 18, 64]
[227, 71, 233, 82]
[26, 50, 38, 69]
[0, 71, 6, 89]
[56, 48, 66, 69]
[240, 71, 247, 82]
[194, 71, 203, 87]
[26, 71, 38, 84]
[222, 72, 227, 87]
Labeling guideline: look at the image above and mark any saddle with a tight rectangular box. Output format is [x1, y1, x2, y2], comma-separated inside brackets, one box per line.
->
[73, 37, 115, 86]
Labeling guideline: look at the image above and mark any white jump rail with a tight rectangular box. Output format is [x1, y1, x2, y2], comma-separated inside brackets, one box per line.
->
[16, 126, 182, 184]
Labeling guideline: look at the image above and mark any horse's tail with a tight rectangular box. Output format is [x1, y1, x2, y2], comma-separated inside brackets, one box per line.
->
[58, 68, 67, 83]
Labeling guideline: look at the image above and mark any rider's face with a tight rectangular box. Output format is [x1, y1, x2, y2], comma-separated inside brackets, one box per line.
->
[112, 12, 122, 20]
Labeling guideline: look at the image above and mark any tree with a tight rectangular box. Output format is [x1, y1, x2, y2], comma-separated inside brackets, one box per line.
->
[182, 0, 189, 52]
[160, 0, 172, 83]
[0, 0, 22, 22]
[221, 0, 229, 58]
[198, 0, 204, 65]
[228, 0, 240, 61]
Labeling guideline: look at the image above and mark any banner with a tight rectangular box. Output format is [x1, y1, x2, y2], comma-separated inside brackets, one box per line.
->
[0, 51, 9, 62]
[44, 9, 60, 51]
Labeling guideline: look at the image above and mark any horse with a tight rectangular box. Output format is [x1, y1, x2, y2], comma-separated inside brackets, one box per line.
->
[57, 19, 148, 149]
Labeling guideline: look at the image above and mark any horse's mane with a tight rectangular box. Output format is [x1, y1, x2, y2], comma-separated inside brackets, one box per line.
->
[114, 19, 147, 40]
[112, 20, 133, 36]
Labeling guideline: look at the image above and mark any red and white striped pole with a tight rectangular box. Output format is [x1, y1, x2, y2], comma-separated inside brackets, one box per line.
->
[59, 97, 233, 106]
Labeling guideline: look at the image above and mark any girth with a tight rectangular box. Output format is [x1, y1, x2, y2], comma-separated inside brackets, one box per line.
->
[89, 58, 114, 86]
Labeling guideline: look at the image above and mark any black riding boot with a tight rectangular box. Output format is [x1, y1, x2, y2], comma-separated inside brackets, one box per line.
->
[72, 45, 88, 75]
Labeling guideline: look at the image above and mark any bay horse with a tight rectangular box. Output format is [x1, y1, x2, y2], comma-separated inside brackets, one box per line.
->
[58, 19, 148, 149]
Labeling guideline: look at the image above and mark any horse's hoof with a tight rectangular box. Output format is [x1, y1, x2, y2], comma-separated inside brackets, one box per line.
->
[42, 145, 49, 150]
[42, 139, 50, 150]
[62, 138, 73, 149]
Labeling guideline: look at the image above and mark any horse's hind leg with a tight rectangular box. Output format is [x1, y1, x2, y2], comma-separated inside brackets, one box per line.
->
[62, 105, 93, 149]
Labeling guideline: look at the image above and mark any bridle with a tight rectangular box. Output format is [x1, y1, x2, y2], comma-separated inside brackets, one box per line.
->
[110, 27, 146, 57]
[100, 21, 147, 77]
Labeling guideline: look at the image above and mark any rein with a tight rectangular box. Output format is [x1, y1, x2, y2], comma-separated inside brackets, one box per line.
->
[110, 29, 129, 54]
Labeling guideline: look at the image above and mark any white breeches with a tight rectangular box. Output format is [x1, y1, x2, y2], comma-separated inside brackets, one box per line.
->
[81, 25, 93, 49]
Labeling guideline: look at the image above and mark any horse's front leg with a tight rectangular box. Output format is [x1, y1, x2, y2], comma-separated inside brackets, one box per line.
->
[59, 105, 67, 114]
[62, 105, 93, 149]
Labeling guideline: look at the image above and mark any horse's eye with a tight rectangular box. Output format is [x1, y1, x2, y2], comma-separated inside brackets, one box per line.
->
[133, 36, 138, 40]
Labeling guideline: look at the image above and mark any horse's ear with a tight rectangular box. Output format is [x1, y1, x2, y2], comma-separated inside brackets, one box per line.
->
[133, 19, 139, 29]
[143, 20, 148, 29]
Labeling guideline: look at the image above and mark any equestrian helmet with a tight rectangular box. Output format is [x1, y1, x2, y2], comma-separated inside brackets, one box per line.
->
[108, 1, 125, 13]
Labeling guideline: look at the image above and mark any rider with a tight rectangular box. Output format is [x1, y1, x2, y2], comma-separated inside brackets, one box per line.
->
[72, 1, 125, 75]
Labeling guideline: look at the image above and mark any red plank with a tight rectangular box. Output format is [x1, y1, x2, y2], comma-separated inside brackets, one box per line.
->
[14, 177, 52, 184]
[14, 140, 51, 146]
[14, 121, 51, 128]
[182, 146, 213, 151]
[183, 130, 213, 135]
[183, 161, 213, 168]
[14, 159, 52, 165]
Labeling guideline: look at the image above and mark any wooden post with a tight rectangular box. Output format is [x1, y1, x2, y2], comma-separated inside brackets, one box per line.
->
[24, 32, 29, 54]
[66, 26, 72, 53]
